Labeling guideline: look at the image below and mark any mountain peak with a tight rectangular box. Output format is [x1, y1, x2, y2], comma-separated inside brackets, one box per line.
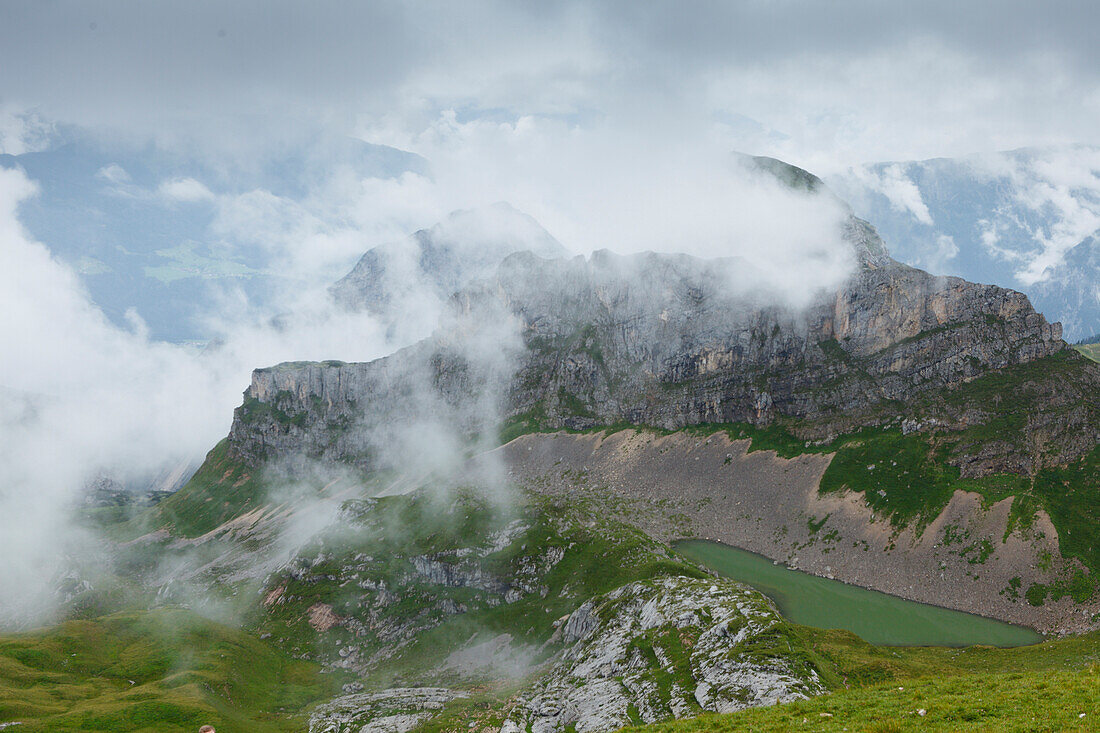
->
[735, 153, 826, 194]
[330, 203, 567, 313]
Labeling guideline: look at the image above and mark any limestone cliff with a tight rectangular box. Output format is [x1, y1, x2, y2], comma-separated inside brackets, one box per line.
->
[227, 245, 1066, 471]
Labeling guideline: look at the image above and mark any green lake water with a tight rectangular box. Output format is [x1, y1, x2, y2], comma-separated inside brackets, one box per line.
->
[675, 539, 1042, 647]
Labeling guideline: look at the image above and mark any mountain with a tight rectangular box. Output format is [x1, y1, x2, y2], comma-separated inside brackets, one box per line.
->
[221, 235, 1100, 637]
[0, 134, 428, 342]
[231, 248, 1070, 472]
[12, 157, 1100, 732]
[1030, 232, 1100, 341]
[214, 159, 1100, 634]
[829, 146, 1100, 340]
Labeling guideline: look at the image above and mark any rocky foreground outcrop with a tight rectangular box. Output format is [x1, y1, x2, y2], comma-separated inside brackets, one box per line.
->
[304, 577, 826, 733]
[308, 687, 468, 733]
[504, 576, 825, 733]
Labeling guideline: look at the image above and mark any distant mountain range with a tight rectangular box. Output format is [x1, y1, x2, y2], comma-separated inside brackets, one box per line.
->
[829, 146, 1100, 340]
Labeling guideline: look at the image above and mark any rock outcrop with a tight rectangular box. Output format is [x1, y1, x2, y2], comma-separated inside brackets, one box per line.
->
[308, 687, 467, 733]
[504, 576, 825, 733]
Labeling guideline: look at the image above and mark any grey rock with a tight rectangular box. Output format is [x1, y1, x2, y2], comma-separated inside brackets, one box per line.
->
[227, 243, 1067, 472]
[308, 687, 467, 733]
[505, 576, 825, 733]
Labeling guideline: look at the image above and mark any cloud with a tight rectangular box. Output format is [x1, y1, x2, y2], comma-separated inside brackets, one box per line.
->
[968, 147, 1100, 284]
[203, 170, 442, 281]
[0, 107, 53, 155]
[846, 164, 934, 226]
[158, 176, 214, 202]
[357, 110, 857, 308]
[95, 163, 131, 184]
[927, 234, 960, 272]
[0, 2, 1098, 167]
[0, 164, 421, 626]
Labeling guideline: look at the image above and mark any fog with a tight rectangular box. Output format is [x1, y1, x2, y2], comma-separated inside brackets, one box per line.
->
[1, 0, 1097, 628]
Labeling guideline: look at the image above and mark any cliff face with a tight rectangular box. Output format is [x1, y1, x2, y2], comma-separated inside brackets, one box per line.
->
[226, 242, 1065, 469]
[487, 250, 1062, 429]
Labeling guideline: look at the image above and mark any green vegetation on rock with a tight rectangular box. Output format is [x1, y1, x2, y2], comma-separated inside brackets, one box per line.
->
[152, 440, 265, 537]
[253, 489, 707, 688]
[500, 351, 1100, 594]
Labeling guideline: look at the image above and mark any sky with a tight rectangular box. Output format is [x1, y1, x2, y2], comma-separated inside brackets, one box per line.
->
[2, 1, 1099, 167]
[3, 0, 1099, 262]
[0, 0, 1098, 625]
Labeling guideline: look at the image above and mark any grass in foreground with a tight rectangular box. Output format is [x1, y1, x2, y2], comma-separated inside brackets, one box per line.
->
[0, 609, 333, 732]
[631, 668, 1099, 732]
[627, 626, 1100, 733]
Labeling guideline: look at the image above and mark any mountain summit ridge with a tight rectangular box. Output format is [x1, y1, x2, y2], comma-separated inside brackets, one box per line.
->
[228, 241, 1069, 474]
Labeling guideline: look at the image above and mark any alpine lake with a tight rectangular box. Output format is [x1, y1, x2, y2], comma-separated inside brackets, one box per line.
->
[675, 539, 1043, 647]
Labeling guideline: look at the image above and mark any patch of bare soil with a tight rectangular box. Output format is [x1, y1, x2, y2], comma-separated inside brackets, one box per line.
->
[308, 602, 343, 632]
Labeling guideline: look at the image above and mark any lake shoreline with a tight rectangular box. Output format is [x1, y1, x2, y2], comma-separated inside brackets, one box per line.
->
[675, 537, 1043, 648]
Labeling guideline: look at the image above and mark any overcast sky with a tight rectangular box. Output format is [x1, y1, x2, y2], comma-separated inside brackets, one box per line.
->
[2, 0, 1099, 169]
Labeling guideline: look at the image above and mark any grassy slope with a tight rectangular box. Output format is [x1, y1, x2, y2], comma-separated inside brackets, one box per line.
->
[1074, 342, 1100, 362]
[630, 625, 1100, 732]
[56, 453, 1100, 732]
[254, 490, 709, 687]
[0, 609, 333, 732]
[151, 439, 265, 538]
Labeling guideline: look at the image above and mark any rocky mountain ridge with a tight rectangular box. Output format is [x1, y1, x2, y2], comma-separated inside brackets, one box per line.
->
[227, 245, 1068, 474]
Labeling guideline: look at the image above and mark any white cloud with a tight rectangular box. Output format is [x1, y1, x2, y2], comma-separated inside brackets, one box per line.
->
[95, 163, 131, 184]
[357, 109, 857, 309]
[969, 147, 1100, 284]
[0, 165, 419, 626]
[848, 163, 934, 226]
[0, 107, 53, 155]
[158, 176, 214, 202]
[0, 4, 1098, 169]
[929, 234, 959, 270]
